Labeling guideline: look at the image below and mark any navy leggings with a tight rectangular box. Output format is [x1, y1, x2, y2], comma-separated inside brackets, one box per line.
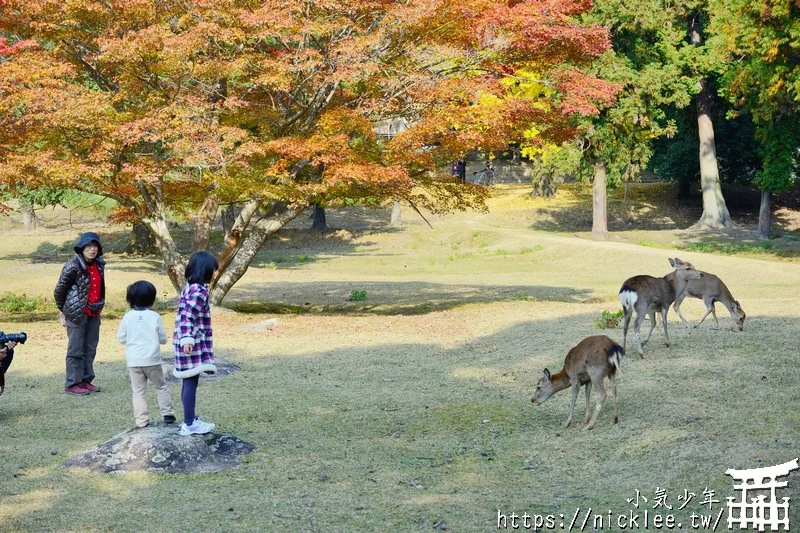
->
[181, 375, 199, 425]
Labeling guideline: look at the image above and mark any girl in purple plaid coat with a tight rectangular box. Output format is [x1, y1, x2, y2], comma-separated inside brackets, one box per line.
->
[173, 251, 219, 436]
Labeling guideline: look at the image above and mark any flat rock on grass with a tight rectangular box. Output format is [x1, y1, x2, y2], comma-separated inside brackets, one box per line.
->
[64, 422, 255, 474]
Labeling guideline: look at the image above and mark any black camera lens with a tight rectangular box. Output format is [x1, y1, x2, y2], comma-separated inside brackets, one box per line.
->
[0, 332, 26, 344]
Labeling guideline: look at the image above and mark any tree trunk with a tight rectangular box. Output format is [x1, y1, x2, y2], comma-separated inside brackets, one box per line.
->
[141, 213, 187, 292]
[757, 190, 771, 239]
[211, 204, 302, 304]
[693, 79, 734, 229]
[135, 180, 187, 292]
[390, 201, 402, 227]
[126, 221, 157, 255]
[20, 202, 37, 231]
[592, 161, 608, 240]
[311, 204, 327, 232]
[689, 15, 734, 229]
[221, 204, 237, 239]
[216, 198, 262, 276]
[194, 193, 219, 251]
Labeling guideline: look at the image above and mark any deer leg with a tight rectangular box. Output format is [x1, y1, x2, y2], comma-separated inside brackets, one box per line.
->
[584, 377, 607, 431]
[609, 373, 619, 424]
[695, 298, 715, 329]
[565, 383, 579, 428]
[673, 291, 691, 329]
[709, 300, 720, 329]
[661, 307, 671, 347]
[643, 311, 657, 347]
[633, 311, 646, 358]
[583, 382, 593, 424]
[622, 308, 632, 353]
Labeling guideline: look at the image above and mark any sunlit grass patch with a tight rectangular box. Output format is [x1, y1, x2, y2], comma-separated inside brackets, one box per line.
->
[678, 241, 773, 255]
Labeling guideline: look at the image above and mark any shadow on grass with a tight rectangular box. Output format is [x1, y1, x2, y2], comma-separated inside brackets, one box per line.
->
[6, 231, 137, 264]
[112, 259, 166, 274]
[5, 225, 380, 272]
[3, 309, 795, 530]
[529, 183, 705, 233]
[223, 280, 596, 315]
[636, 230, 800, 260]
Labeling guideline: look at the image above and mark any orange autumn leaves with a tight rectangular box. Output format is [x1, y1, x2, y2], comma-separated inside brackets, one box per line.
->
[1, 0, 617, 215]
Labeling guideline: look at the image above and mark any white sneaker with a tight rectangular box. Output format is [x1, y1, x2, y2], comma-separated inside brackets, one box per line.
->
[179, 418, 215, 436]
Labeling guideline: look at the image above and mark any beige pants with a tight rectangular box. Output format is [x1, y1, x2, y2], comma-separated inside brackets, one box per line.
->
[129, 365, 175, 428]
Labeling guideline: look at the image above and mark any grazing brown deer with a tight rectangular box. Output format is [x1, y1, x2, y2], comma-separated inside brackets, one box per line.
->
[531, 335, 624, 430]
[664, 271, 746, 331]
[618, 258, 703, 357]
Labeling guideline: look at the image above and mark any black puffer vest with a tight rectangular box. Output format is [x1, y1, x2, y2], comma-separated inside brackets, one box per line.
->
[54, 255, 106, 324]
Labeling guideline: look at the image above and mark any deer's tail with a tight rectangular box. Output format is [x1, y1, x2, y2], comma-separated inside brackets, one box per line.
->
[618, 289, 638, 314]
[607, 343, 624, 373]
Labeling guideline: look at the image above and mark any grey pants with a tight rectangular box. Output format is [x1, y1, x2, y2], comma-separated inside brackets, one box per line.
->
[65, 315, 101, 387]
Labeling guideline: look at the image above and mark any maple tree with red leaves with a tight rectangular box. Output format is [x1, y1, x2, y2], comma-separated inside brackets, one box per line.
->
[0, 0, 616, 303]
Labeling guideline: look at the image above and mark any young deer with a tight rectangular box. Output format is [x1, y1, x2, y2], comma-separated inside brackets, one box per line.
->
[664, 271, 746, 331]
[531, 335, 624, 431]
[618, 258, 703, 357]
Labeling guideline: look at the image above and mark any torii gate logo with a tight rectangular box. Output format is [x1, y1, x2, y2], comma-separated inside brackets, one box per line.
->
[726, 458, 799, 531]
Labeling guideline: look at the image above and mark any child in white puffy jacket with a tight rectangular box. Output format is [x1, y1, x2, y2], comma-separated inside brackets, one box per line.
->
[117, 280, 175, 428]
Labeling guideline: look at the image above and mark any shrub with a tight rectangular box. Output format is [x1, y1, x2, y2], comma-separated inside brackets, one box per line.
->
[0, 293, 55, 314]
[349, 290, 367, 302]
[520, 245, 544, 254]
[595, 309, 623, 329]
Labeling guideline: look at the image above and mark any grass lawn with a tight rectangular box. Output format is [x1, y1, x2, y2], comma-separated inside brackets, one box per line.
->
[1, 184, 799, 532]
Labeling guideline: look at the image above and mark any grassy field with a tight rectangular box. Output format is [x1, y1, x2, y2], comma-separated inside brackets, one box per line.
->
[1, 183, 799, 532]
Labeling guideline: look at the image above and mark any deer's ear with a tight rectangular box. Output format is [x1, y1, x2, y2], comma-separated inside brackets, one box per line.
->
[669, 258, 677, 267]
[543, 368, 551, 380]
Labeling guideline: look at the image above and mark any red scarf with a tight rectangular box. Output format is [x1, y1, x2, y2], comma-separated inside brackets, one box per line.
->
[84, 262, 101, 316]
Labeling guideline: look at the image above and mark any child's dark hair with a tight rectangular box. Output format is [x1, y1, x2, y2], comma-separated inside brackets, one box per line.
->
[185, 251, 219, 284]
[126, 280, 157, 309]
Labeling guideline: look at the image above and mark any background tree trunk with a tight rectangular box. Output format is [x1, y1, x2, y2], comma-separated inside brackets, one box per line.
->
[20, 202, 37, 231]
[311, 204, 327, 232]
[693, 79, 734, 229]
[211, 204, 302, 304]
[221, 204, 237, 239]
[194, 194, 219, 251]
[689, 15, 734, 229]
[390, 201, 402, 227]
[592, 161, 608, 240]
[126, 221, 157, 255]
[757, 190, 771, 239]
[140, 213, 187, 292]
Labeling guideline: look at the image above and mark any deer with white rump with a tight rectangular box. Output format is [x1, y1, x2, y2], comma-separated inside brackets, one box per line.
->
[619, 258, 703, 357]
[531, 335, 624, 430]
[664, 271, 746, 331]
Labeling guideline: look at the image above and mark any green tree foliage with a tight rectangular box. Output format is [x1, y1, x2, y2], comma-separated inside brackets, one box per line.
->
[708, 0, 800, 235]
[0, 0, 615, 303]
[527, 0, 700, 237]
[649, 103, 760, 193]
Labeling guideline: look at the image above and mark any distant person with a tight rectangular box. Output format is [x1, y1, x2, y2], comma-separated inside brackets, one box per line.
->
[54, 232, 106, 396]
[485, 161, 495, 185]
[0, 339, 19, 396]
[173, 251, 218, 436]
[117, 280, 175, 428]
[457, 160, 467, 183]
[451, 161, 459, 177]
